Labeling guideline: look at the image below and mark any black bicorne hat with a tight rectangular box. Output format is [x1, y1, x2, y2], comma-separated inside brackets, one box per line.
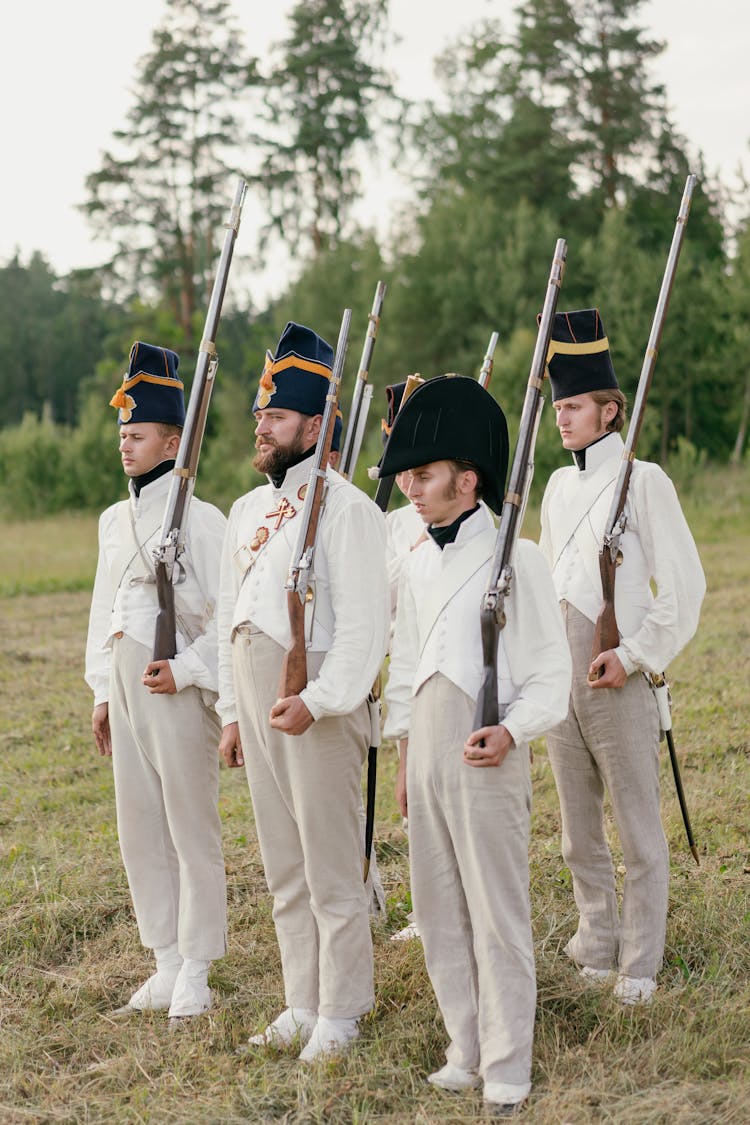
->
[546, 308, 619, 401]
[377, 375, 509, 514]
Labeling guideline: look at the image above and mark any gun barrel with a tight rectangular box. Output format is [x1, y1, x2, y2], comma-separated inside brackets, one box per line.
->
[472, 238, 566, 735]
[603, 174, 697, 545]
[339, 280, 387, 479]
[152, 177, 247, 660]
[478, 331, 500, 390]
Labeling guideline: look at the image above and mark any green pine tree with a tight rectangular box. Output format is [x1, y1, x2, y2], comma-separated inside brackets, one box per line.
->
[82, 0, 257, 342]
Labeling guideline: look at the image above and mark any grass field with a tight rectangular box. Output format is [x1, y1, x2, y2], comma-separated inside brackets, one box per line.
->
[1, 468, 748, 1123]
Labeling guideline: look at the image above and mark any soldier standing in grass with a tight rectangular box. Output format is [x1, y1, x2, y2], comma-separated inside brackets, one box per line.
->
[216, 322, 389, 1061]
[539, 309, 705, 1004]
[381, 376, 571, 1117]
[85, 342, 227, 1021]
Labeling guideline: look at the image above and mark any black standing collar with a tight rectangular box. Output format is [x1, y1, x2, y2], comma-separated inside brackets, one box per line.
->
[132, 459, 175, 496]
[427, 504, 480, 550]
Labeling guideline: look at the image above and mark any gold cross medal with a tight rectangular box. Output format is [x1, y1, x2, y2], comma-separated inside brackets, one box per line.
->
[266, 497, 297, 529]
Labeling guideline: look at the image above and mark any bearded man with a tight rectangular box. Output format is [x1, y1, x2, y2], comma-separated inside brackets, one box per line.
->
[216, 322, 389, 1060]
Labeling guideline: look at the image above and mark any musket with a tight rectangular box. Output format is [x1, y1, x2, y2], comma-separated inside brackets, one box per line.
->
[372, 373, 425, 512]
[587, 173, 699, 863]
[339, 280, 387, 480]
[478, 331, 499, 390]
[590, 173, 697, 665]
[279, 309, 352, 698]
[152, 177, 247, 661]
[473, 238, 567, 732]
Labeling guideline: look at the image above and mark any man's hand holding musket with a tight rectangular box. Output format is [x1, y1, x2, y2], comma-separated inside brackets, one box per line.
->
[379, 366, 571, 1114]
[152, 177, 247, 663]
[538, 177, 705, 1005]
[588, 173, 698, 691]
[472, 238, 567, 748]
[215, 319, 389, 1060]
[269, 309, 352, 736]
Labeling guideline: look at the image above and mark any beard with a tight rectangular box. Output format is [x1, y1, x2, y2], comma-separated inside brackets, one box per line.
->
[252, 421, 308, 476]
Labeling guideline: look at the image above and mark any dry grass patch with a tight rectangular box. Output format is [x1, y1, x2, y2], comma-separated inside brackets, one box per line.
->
[1, 474, 748, 1122]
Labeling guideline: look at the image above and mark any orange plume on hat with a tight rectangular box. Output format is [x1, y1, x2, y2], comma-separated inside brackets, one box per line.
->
[109, 385, 137, 422]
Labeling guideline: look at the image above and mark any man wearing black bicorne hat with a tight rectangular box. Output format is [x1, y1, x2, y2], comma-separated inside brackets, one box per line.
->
[381, 376, 571, 1116]
[539, 309, 706, 1005]
[85, 342, 228, 1021]
[216, 323, 389, 1061]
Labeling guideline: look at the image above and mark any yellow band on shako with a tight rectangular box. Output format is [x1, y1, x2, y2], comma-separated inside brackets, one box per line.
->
[120, 371, 186, 392]
[264, 354, 333, 381]
[546, 336, 610, 362]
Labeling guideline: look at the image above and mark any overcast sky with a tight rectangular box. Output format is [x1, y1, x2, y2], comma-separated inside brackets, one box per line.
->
[1, 0, 748, 282]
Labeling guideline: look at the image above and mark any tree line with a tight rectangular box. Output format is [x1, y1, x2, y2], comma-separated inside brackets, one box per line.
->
[1, 0, 748, 517]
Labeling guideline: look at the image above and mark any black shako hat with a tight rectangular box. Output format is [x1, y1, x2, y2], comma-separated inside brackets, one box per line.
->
[377, 375, 509, 515]
[110, 341, 185, 427]
[546, 308, 619, 402]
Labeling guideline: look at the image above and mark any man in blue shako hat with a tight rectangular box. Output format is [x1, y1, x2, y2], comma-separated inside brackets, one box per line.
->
[216, 323, 389, 1060]
[85, 342, 227, 1021]
[381, 375, 571, 1116]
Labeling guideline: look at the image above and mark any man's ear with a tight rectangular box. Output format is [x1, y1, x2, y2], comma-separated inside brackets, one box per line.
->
[459, 469, 479, 497]
[306, 414, 323, 444]
[604, 400, 618, 427]
[166, 431, 182, 457]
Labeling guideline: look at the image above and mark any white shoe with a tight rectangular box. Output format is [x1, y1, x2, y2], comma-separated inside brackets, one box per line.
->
[298, 1015, 360, 1061]
[483, 1082, 529, 1116]
[427, 1063, 481, 1091]
[579, 965, 614, 984]
[124, 970, 177, 1012]
[168, 959, 212, 1019]
[614, 974, 657, 1005]
[390, 920, 420, 943]
[246, 1007, 318, 1048]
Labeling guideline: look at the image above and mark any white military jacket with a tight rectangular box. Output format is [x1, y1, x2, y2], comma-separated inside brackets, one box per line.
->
[85, 472, 227, 706]
[384, 503, 572, 748]
[217, 456, 389, 726]
[385, 501, 426, 626]
[539, 431, 706, 676]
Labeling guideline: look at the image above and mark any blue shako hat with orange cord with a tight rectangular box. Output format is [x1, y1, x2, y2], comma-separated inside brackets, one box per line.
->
[252, 322, 342, 437]
[377, 375, 509, 515]
[110, 341, 185, 426]
[546, 308, 619, 402]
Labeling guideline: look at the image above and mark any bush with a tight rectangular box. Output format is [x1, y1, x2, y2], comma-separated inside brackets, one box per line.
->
[0, 402, 123, 516]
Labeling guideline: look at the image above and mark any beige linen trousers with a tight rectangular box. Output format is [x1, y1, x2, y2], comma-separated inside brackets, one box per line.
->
[545, 602, 669, 979]
[109, 635, 227, 960]
[232, 630, 374, 1019]
[408, 672, 534, 1099]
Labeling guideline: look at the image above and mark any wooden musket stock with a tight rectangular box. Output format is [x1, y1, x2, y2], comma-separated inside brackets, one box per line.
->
[589, 173, 697, 677]
[587, 176, 701, 864]
[279, 308, 352, 697]
[473, 238, 567, 733]
[152, 177, 247, 661]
